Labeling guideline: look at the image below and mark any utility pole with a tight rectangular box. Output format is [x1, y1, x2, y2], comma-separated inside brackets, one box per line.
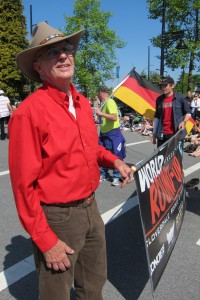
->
[30, 4, 33, 35]
[160, 0, 166, 77]
[188, 8, 199, 90]
[148, 46, 150, 81]
[196, 8, 199, 43]
[116, 66, 120, 84]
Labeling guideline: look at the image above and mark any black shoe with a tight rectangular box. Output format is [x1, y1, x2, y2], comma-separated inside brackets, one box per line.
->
[183, 145, 191, 152]
[184, 144, 198, 153]
[185, 178, 199, 189]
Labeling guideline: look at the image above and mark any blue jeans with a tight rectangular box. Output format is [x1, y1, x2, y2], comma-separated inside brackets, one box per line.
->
[99, 137, 121, 179]
[100, 167, 121, 179]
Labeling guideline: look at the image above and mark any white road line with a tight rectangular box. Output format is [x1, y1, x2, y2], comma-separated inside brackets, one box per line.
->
[183, 162, 200, 177]
[0, 195, 138, 292]
[101, 195, 138, 225]
[126, 140, 150, 146]
[196, 239, 200, 246]
[0, 255, 35, 292]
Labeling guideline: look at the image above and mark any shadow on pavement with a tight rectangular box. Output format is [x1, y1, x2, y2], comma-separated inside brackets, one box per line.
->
[4, 235, 38, 300]
[186, 189, 200, 216]
[4, 198, 149, 300]
[105, 201, 149, 300]
[4, 236, 76, 299]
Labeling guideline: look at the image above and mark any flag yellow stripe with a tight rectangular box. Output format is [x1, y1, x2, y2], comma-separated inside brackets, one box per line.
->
[186, 120, 194, 134]
[114, 86, 155, 120]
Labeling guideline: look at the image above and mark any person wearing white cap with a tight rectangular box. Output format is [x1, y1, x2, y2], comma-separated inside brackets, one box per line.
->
[8, 21, 134, 299]
[0, 90, 13, 140]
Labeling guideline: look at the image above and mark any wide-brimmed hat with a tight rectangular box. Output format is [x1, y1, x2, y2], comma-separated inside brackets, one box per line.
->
[0, 90, 5, 95]
[16, 21, 84, 83]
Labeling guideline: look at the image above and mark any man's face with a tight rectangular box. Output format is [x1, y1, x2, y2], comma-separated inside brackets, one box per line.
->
[98, 91, 109, 102]
[98, 91, 103, 101]
[34, 41, 74, 85]
[161, 83, 175, 96]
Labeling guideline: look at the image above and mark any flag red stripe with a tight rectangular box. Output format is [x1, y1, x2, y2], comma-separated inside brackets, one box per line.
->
[114, 86, 156, 120]
[121, 76, 161, 108]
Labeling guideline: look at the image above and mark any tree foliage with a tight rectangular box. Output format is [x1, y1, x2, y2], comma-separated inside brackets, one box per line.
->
[64, 0, 126, 97]
[147, 0, 200, 90]
[0, 0, 28, 99]
[176, 71, 200, 93]
[141, 70, 162, 86]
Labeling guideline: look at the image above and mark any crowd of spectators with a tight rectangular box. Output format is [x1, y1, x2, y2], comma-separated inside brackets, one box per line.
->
[183, 90, 200, 157]
[119, 112, 153, 136]
[115, 102, 200, 158]
[184, 119, 200, 157]
[190, 91, 200, 120]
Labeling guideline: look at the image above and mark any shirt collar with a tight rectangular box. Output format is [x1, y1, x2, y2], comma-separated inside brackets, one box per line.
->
[43, 81, 80, 105]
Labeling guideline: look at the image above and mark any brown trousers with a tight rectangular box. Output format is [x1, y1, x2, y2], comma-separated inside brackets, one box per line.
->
[33, 199, 107, 300]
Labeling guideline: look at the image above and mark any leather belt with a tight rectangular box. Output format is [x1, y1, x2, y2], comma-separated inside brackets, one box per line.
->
[40, 193, 95, 209]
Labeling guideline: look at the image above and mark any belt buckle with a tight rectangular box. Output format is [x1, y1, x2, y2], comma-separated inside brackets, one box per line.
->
[76, 200, 88, 209]
[82, 200, 90, 208]
[79, 193, 94, 208]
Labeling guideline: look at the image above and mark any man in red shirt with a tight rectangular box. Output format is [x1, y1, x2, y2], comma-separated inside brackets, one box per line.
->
[8, 22, 134, 300]
[152, 77, 191, 147]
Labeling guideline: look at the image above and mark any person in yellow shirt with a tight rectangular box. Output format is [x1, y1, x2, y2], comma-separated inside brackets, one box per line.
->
[96, 86, 126, 186]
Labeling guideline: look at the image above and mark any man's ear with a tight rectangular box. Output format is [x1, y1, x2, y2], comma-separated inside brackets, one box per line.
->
[33, 61, 43, 76]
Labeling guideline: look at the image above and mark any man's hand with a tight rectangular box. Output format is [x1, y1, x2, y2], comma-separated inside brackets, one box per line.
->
[113, 159, 135, 187]
[178, 120, 186, 131]
[43, 239, 74, 271]
[95, 108, 103, 116]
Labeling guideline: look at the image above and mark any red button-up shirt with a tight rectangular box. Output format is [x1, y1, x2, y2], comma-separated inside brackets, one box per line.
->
[8, 82, 118, 252]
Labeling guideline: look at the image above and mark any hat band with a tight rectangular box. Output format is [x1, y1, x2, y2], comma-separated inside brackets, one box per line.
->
[39, 33, 65, 45]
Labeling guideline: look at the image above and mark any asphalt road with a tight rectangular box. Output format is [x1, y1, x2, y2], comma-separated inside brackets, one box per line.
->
[0, 128, 200, 300]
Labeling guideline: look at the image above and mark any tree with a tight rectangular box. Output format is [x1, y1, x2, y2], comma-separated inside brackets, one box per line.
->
[141, 70, 162, 86]
[0, 0, 28, 99]
[147, 0, 200, 90]
[176, 71, 200, 93]
[64, 0, 126, 97]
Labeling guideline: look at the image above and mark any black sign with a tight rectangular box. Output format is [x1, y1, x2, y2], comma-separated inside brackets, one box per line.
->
[134, 131, 186, 292]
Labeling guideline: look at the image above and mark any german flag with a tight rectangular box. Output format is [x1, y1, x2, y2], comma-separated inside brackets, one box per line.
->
[185, 116, 195, 134]
[113, 68, 162, 120]
[113, 68, 194, 133]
